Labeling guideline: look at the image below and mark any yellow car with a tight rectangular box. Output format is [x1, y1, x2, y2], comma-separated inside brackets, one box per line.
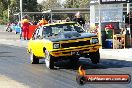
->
[27, 22, 101, 69]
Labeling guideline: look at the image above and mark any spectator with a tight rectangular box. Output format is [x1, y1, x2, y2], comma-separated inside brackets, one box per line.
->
[72, 12, 85, 27]
[21, 15, 30, 40]
[65, 17, 71, 22]
[38, 16, 48, 26]
[33, 21, 38, 25]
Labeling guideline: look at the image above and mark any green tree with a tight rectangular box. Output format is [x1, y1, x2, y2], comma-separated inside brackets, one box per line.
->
[23, 0, 38, 12]
[38, 0, 62, 20]
[63, 0, 90, 22]
[0, 0, 9, 24]
[0, 0, 41, 23]
[63, 0, 90, 8]
[39, 0, 61, 10]
[0, 0, 8, 10]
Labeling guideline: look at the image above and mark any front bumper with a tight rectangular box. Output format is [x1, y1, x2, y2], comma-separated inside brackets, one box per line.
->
[50, 45, 101, 57]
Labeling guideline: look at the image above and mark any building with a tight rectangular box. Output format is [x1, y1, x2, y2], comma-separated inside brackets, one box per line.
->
[90, 0, 132, 15]
[123, 3, 132, 14]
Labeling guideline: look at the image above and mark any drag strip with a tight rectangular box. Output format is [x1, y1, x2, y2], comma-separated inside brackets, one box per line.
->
[0, 44, 131, 88]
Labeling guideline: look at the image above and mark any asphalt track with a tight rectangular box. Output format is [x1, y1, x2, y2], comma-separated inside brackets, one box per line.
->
[0, 31, 132, 88]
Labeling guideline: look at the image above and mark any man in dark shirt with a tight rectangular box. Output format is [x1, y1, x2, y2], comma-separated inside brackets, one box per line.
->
[72, 12, 85, 27]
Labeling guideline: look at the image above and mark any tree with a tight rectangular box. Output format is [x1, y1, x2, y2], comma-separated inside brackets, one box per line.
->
[63, 0, 90, 8]
[37, 0, 62, 20]
[23, 0, 38, 12]
[0, 0, 41, 23]
[63, 0, 90, 22]
[39, 0, 61, 10]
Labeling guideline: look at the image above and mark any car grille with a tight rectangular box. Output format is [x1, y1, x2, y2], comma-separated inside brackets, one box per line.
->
[61, 40, 90, 48]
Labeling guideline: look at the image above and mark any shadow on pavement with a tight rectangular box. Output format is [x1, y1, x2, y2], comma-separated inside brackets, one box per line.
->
[0, 51, 11, 54]
[0, 51, 15, 58]
[53, 58, 132, 70]
[0, 56, 16, 57]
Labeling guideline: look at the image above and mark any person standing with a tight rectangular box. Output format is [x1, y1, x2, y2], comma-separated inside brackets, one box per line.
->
[37, 16, 48, 37]
[65, 17, 71, 22]
[38, 16, 48, 26]
[72, 12, 85, 27]
[21, 16, 30, 40]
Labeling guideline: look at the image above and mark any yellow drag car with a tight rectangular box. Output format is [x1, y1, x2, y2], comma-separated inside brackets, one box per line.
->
[27, 22, 101, 69]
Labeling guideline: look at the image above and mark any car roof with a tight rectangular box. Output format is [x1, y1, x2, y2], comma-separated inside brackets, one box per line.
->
[43, 22, 76, 27]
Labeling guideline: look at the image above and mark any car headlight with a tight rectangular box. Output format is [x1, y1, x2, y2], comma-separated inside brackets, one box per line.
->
[53, 43, 60, 49]
[90, 38, 99, 44]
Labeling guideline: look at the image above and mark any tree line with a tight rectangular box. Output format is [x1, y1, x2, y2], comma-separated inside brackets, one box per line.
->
[0, 0, 90, 24]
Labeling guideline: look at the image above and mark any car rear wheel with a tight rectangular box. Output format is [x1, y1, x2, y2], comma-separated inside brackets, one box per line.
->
[89, 50, 100, 64]
[45, 50, 54, 69]
[30, 50, 39, 64]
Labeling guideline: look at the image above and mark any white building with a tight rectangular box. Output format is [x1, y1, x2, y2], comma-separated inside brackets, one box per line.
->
[123, 3, 132, 14]
[89, 0, 131, 27]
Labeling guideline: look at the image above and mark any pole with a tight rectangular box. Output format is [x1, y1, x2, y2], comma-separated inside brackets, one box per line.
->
[127, 3, 130, 14]
[18, 13, 20, 22]
[20, 0, 23, 25]
[127, 3, 131, 47]
[8, 5, 10, 21]
[33, 16, 34, 21]
[98, 0, 102, 47]
[20, 0, 23, 39]
[72, 0, 75, 8]
[50, 12, 53, 23]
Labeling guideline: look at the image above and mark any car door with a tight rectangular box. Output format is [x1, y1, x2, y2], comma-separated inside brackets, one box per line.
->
[29, 27, 45, 57]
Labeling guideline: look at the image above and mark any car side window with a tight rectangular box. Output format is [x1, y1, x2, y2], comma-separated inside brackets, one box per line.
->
[33, 27, 43, 40]
[42, 26, 53, 38]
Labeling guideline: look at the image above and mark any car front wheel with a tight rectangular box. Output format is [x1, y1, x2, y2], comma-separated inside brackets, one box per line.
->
[45, 50, 54, 69]
[89, 50, 100, 64]
[30, 50, 39, 64]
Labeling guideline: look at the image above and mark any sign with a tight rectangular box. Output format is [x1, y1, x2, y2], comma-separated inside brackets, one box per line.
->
[94, 4, 123, 23]
[100, 0, 128, 4]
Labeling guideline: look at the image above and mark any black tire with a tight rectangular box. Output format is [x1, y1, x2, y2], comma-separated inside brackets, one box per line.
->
[89, 50, 100, 64]
[6, 28, 8, 31]
[30, 50, 39, 64]
[10, 29, 12, 32]
[45, 50, 54, 69]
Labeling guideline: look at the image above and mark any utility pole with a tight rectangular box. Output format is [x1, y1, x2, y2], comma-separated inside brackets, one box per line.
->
[73, 0, 75, 7]
[98, 0, 102, 46]
[20, 0, 23, 39]
[127, 3, 131, 47]
[127, 3, 130, 14]
[8, 5, 10, 21]
[20, 0, 23, 24]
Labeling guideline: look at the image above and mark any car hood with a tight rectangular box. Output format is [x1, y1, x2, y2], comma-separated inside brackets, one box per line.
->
[47, 32, 97, 42]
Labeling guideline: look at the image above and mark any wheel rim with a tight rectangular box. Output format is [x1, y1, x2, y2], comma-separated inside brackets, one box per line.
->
[45, 50, 50, 68]
[45, 59, 49, 68]
[30, 51, 33, 63]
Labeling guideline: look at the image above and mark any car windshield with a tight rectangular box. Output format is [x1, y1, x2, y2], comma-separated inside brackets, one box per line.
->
[43, 24, 84, 38]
